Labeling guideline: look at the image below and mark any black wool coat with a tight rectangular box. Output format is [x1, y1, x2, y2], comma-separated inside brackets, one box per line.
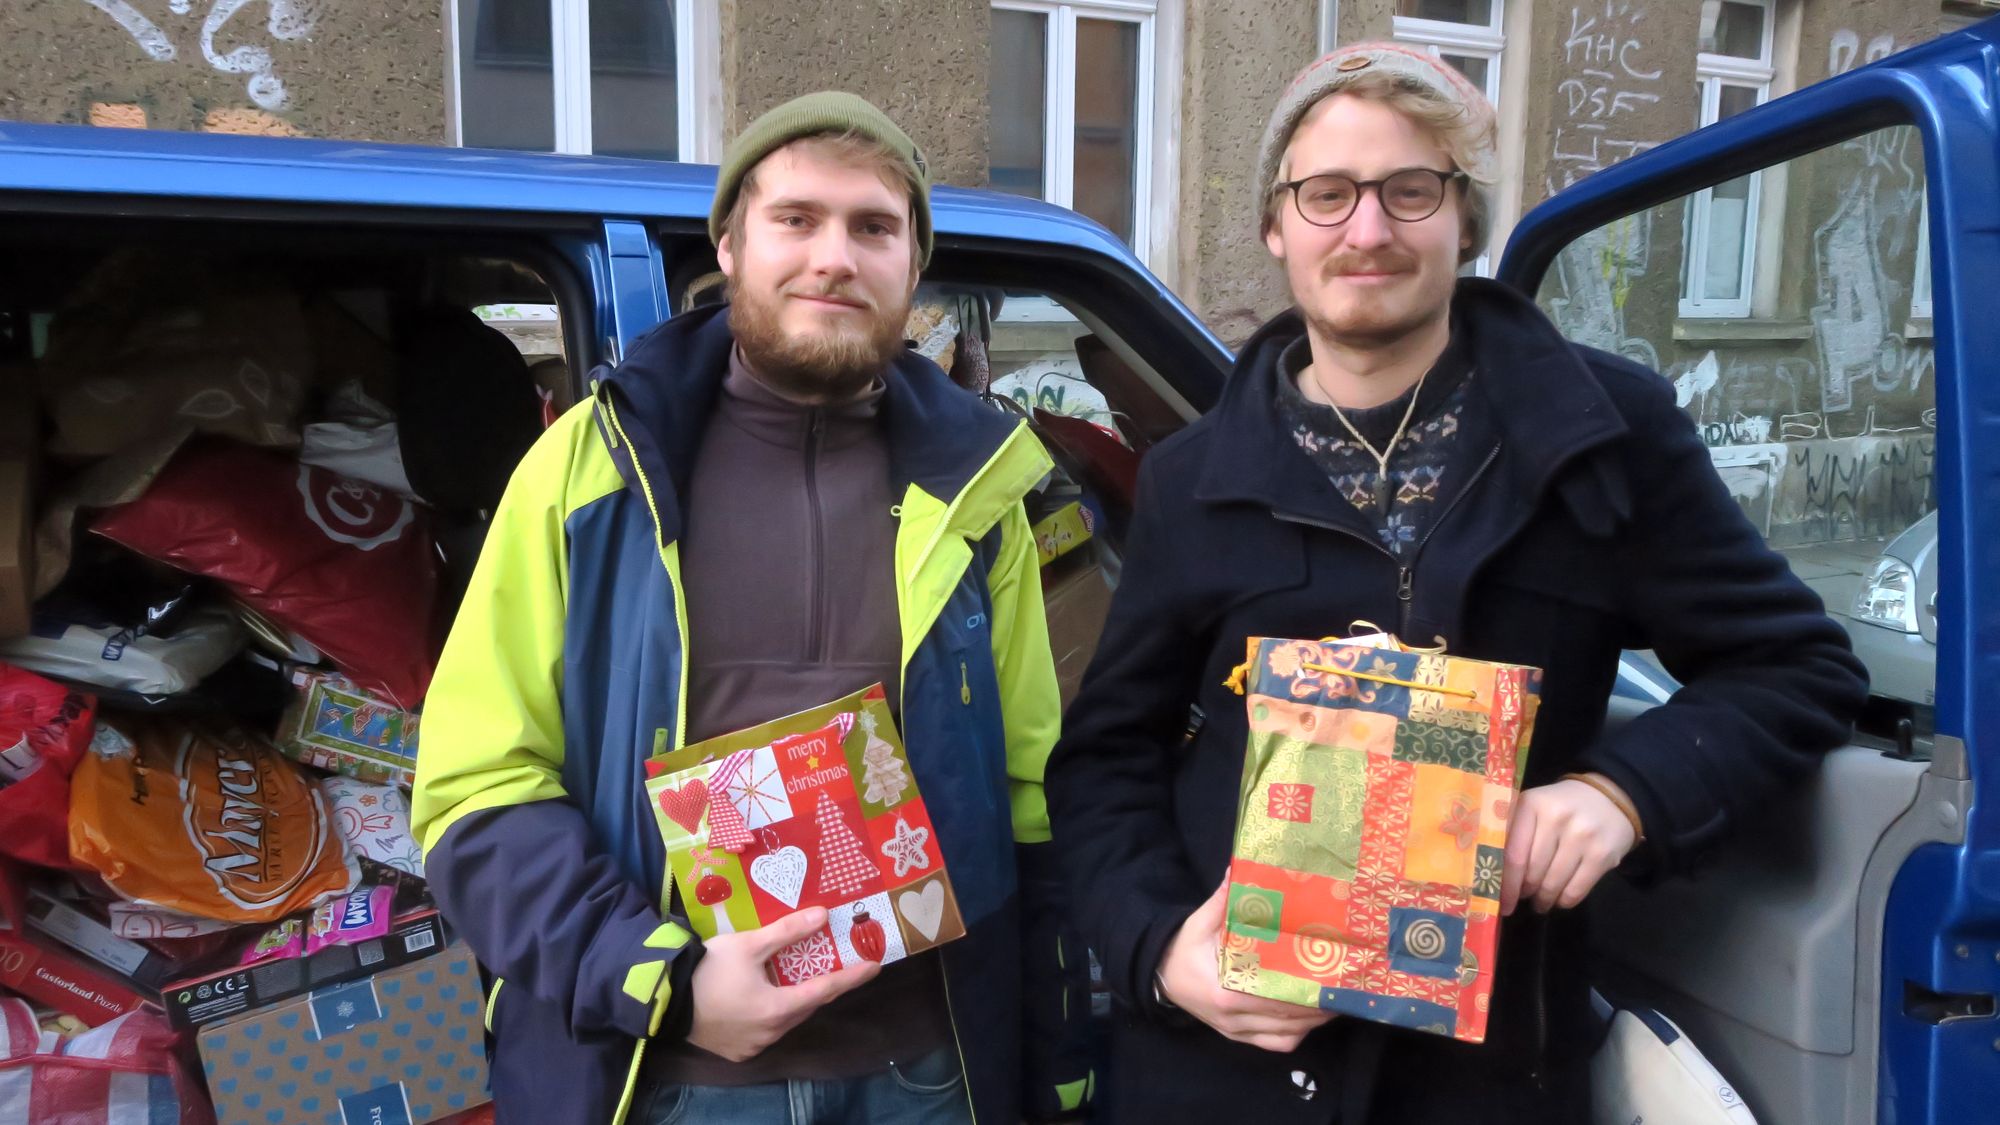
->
[1046, 279, 1869, 1123]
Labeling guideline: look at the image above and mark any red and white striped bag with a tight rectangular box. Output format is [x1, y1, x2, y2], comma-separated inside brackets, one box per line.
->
[0, 997, 212, 1125]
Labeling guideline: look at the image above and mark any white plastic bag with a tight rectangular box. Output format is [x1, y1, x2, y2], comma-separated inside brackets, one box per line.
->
[1592, 996, 1759, 1125]
[0, 606, 242, 695]
[300, 421, 413, 496]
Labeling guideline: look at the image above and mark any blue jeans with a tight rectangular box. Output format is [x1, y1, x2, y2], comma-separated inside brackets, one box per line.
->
[633, 1047, 972, 1125]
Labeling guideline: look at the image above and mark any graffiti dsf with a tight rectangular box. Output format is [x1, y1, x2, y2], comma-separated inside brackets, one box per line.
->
[81, 0, 322, 111]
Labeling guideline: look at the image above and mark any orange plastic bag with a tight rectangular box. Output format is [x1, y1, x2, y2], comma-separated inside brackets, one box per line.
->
[68, 720, 357, 924]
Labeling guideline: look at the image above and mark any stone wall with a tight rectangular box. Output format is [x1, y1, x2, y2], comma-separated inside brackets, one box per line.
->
[0, 0, 444, 140]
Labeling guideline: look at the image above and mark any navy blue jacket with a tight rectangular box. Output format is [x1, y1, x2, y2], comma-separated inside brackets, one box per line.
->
[1046, 279, 1869, 1122]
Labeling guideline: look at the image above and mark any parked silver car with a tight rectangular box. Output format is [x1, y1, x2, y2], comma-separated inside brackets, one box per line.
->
[1846, 510, 1940, 706]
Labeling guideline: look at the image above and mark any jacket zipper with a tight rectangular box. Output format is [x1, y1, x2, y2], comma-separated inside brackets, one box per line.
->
[805, 410, 827, 661]
[1397, 442, 1503, 636]
[1272, 441, 1503, 639]
[938, 958, 981, 1124]
[597, 390, 690, 1125]
[1409, 447, 1555, 1081]
[889, 424, 1038, 1125]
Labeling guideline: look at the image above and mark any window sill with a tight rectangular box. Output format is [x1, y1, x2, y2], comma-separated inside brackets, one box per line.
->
[1671, 318, 1815, 343]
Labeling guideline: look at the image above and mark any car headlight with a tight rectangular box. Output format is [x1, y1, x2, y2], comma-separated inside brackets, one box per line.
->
[1853, 556, 1920, 632]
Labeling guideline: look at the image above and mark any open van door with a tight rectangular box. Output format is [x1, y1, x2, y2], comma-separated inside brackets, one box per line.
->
[1495, 19, 2000, 1125]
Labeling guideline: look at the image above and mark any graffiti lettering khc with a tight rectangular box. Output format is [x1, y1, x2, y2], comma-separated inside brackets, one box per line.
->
[1543, 1, 1667, 369]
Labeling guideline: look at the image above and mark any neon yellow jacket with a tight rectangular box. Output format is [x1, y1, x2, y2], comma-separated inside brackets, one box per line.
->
[411, 306, 1078, 1124]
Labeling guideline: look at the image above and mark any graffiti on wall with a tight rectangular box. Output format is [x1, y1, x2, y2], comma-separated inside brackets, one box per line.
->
[1810, 34, 1926, 418]
[1548, 0, 1666, 194]
[1671, 33, 1932, 548]
[1700, 434, 1935, 547]
[1548, 214, 1659, 369]
[82, 0, 322, 112]
[1543, 1, 1670, 369]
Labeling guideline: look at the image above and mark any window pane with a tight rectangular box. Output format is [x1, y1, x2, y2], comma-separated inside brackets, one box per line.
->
[1538, 126, 1938, 715]
[590, 0, 678, 159]
[459, 0, 555, 151]
[1702, 175, 1754, 300]
[1072, 17, 1140, 244]
[1699, 0, 1766, 60]
[990, 9, 1048, 199]
[1397, 0, 1494, 25]
[1438, 53, 1491, 98]
[1716, 82, 1759, 120]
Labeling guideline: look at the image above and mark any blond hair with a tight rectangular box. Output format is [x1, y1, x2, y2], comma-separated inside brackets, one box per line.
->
[1263, 70, 1498, 265]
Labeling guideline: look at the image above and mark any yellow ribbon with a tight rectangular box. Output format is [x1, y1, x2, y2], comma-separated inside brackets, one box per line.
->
[1300, 662, 1479, 700]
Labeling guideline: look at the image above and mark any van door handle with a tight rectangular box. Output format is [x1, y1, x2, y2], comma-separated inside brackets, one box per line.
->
[1903, 980, 1996, 1025]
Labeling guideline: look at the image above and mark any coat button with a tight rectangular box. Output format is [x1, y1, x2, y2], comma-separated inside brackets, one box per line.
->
[1289, 1069, 1319, 1101]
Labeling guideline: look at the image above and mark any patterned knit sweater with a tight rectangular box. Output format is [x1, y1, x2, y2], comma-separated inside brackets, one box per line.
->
[1272, 327, 1484, 559]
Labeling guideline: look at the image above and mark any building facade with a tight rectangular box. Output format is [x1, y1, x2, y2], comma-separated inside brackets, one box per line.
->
[0, 0, 1980, 585]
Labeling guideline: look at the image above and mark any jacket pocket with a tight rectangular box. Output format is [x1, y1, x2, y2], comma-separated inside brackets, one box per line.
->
[888, 1046, 968, 1096]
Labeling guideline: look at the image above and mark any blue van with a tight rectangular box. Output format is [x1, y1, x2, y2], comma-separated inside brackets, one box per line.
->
[1498, 17, 1998, 1125]
[0, 14, 1991, 1124]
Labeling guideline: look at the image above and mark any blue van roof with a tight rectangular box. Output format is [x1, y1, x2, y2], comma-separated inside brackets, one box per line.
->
[0, 121, 1147, 270]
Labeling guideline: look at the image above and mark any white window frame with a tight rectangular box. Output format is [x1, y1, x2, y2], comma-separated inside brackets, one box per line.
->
[1910, 190, 1933, 322]
[1391, 5, 1505, 106]
[991, 0, 1159, 263]
[1391, 3, 1506, 276]
[446, 0, 722, 162]
[1681, 0, 1776, 319]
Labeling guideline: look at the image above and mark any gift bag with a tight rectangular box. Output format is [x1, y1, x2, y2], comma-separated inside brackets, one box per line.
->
[645, 685, 965, 984]
[1220, 634, 1542, 1043]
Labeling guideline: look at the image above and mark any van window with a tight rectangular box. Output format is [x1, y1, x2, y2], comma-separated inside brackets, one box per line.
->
[0, 219, 577, 675]
[1534, 125, 1938, 733]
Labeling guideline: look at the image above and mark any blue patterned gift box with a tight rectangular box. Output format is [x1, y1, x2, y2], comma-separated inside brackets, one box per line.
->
[198, 941, 491, 1125]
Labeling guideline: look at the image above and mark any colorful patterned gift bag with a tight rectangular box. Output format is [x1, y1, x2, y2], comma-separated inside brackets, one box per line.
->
[1219, 634, 1542, 1043]
[645, 685, 966, 985]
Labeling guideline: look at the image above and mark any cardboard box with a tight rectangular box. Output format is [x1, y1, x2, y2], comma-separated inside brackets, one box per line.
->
[163, 907, 447, 1030]
[197, 941, 491, 1125]
[0, 923, 155, 1026]
[24, 886, 180, 989]
[275, 668, 421, 786]
[1031, 499, 1096, 566]
[0, 862, 154, 1025]
[1042, 562, 1115, 708]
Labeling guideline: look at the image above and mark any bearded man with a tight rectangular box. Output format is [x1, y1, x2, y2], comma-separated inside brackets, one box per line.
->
[414, 92, 1086, 1125]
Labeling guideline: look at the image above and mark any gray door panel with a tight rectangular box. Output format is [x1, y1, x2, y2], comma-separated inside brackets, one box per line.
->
[1583, 712, 1966, 1125]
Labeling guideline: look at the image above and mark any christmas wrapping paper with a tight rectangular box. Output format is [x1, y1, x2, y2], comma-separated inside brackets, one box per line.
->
[319, 776, 426, 878]
[275, 668, 421, 787]
[1221, 637, 1542, 1043]
[645, 685, 965, 984]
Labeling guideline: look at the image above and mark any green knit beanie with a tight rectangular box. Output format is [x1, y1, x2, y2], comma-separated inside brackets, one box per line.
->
[709, 91, 934, 268]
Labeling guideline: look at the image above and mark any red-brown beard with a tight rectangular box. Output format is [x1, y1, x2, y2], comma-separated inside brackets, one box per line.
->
[728, 276, 911, 402]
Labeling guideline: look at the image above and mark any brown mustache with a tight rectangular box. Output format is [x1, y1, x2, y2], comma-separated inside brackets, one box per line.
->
[784, 283, 873, 310]
[1321, 254, 1417, 278]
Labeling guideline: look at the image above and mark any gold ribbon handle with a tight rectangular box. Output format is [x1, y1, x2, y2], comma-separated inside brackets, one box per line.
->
[1225, 630, 1472, 700]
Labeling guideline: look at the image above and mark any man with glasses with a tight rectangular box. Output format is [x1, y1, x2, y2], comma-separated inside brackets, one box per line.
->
[1046, 42, 1865, 1122]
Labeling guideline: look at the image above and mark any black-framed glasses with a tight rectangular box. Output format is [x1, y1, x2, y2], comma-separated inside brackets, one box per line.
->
[1274, 168, 1470, 227]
